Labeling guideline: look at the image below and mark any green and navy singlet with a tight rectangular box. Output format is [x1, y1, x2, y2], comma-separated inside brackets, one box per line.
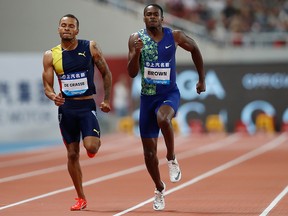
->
[138, 27, 178, 95]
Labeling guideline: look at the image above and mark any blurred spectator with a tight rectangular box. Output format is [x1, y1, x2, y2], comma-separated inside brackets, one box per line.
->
[279, 1, 288, 31]
[113, 74, 130, 117]
[222, 0, 238, 30]
[132, 0, 288, 46]
[165, 0, 185, 18]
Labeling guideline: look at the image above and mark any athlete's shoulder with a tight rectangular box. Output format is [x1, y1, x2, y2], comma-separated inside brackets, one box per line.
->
[171, 29, 186, 41]
[50, 44, 61, 52]
[129, 31, 141, 41]
[163, 27, 173, 32]
[44, 44, 59, 59]
[43, 49, 53, 65]
[44, 49, 52, 55]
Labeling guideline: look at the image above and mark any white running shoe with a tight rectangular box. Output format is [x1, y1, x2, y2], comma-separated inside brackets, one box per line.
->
[153, 182, 166, 211]
[167, 158, 182, 182]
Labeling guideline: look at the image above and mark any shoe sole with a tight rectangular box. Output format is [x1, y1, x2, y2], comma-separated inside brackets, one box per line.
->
[153, 206, 165, 211]
[70, 203, 87, 211]
[71, 206, 87, 211]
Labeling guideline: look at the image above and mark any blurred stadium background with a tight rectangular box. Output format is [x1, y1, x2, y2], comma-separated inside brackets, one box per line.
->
[0, 0, 288, 153]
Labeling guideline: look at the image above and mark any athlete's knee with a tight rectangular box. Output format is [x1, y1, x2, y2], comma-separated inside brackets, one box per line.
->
[88, 140, 101, 153]
[94, 140, 101, 152]
[67, 150, 80, 162]
[157, 115, 171, 129]
[143, 149, 156, 160]
[83, 137, 101, 153]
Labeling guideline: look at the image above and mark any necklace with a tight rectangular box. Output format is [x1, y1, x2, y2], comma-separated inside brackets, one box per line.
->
[61, 39, 77, 52]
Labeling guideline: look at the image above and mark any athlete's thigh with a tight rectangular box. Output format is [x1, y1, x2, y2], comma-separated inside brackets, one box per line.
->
[139, 95, 159, 138]
[80, 102, 100, 138]
[156, 88, 180, 117]
[58, 104, 81, 144]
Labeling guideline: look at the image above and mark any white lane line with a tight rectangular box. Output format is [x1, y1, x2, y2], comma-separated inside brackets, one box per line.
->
[0, 135, 137, 168]
[177, 133, 240, 159]
[0, 150, 65, 168]
[259, 185, 288, 216]
[0, 134, 238, 210]
[113, 133, 287, 216]
[0, 134, 236, 183]
[0, 147, 142, 183]
[0, 165, 145, 211]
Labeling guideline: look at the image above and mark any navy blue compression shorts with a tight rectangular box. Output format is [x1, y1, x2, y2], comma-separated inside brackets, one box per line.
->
[58, 99, 100, 145]
[139, 88, 180, 138]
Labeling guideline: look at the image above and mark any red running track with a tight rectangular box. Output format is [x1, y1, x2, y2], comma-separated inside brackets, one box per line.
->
[1, 132, 288, 216]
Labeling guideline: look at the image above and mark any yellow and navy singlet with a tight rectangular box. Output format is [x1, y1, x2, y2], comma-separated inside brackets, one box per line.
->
[138, 27, 178, 95]
[51, 39, 96, 98]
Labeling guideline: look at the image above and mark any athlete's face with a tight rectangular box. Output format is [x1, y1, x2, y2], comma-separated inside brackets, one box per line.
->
[58, 17, 79, 41]
[143, 6, 163, 29]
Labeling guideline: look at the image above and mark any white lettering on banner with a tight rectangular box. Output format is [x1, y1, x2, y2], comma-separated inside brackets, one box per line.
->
[241, 101, 287, 133]
[176, 102, 206, 134]
[242, 73, 288, 89]
[241, 100, 276, 134]
[177, 70, 225, 100]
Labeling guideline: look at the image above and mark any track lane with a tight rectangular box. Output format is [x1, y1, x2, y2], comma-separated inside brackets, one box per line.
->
[1, 133, 287, 216]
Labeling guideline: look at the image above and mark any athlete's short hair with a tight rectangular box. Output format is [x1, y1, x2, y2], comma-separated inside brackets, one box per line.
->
[144, 4, 164, 18]
[59, 14, 79, 29]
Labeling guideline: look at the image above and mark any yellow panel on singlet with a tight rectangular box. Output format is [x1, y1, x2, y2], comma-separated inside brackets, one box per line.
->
[51, 45, 64, 75]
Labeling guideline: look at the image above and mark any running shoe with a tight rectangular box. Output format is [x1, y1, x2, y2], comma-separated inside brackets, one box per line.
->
[153, 182, 166, 211]
[167, 158, 182, 182]
[70, 198, 87, 211]
[86, 150, 96, 158]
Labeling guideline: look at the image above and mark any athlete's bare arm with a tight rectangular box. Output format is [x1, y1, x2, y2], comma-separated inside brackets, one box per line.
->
[90, 40, 112, 112]
[42, 50, 65, 106]
[173, 30, 206, 94]
[127, 33, 143, 78]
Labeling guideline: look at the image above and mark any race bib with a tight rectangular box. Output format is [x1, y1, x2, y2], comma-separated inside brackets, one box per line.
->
[60, 71, 88, 96]
[144, 62, 171, 85]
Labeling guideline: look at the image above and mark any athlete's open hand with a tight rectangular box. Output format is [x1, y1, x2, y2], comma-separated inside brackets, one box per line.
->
[100, 101, 111, 113]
